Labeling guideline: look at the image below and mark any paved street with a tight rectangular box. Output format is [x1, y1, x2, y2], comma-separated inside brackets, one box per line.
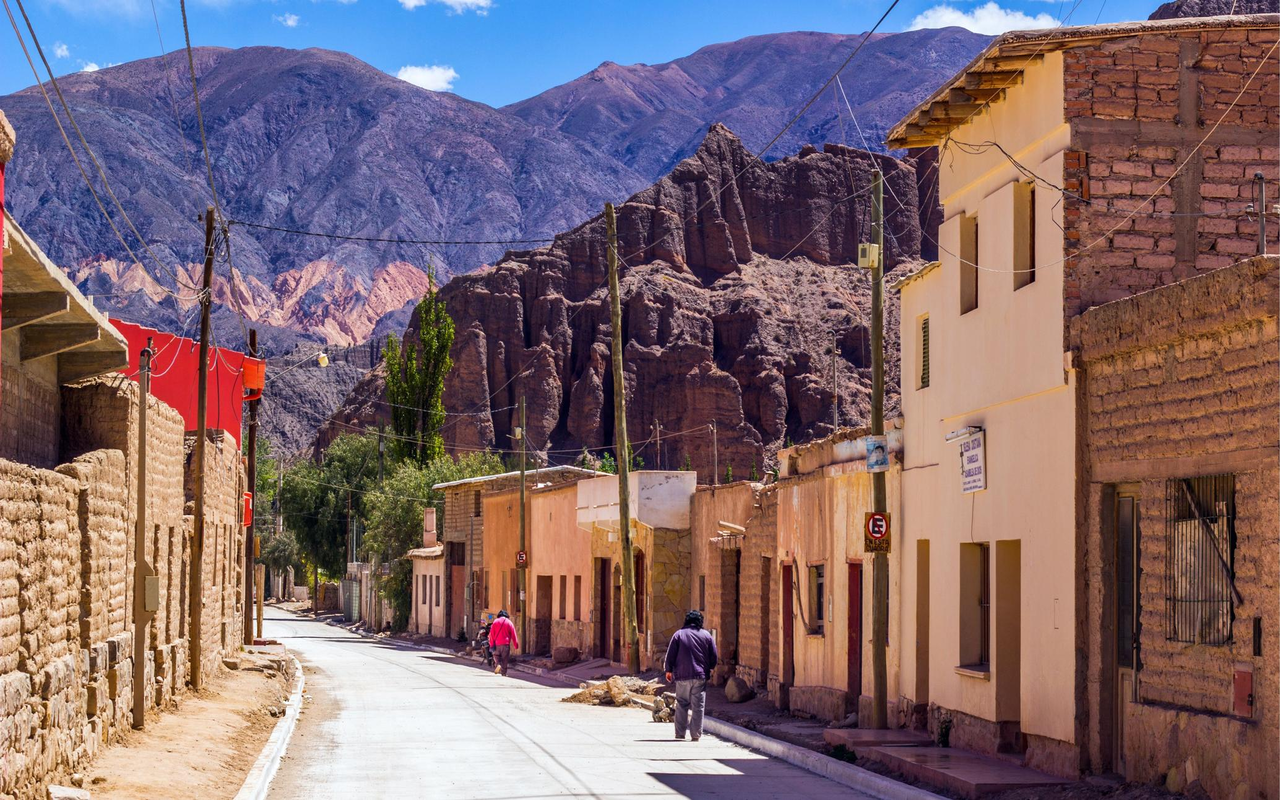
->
[264, 609, 875, 799]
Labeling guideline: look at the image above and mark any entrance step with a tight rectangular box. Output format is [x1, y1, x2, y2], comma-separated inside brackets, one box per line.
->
[853, 746, 1073, 798]
[823, 728, 934, 748]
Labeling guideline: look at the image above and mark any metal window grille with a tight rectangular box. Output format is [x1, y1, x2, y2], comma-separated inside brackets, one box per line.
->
[1166, 475, 1235, 645]
[920, 317, 931, 389]
[978, 543, 991, 666]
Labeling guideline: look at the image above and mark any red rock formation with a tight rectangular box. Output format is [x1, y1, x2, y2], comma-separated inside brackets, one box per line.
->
[434, 124, 921, 480]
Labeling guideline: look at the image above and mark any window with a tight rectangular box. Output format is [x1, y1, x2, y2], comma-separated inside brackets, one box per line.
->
[435, 575, 441, 608]
[558, 575, 567, 620]
[473, 490, 482, 517]
[573, 575, 582, 621]
[918, 316, 931, 389]
[808, 564, 826, 635]
[1014, 183, 1036, 290]
[699, 575, 706, 611]
[959, 543, 990, 668]
[502, 570, 508, 609]
[483, 570, 490, 609]
[1166, 475, 1235, 645]
[960, 213, 979, 314]
[420, 576, 427, 605]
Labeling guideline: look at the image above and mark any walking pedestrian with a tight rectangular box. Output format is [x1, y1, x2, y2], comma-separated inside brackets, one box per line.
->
[488, 609, 519, 676]
[663, 610, 718, 741]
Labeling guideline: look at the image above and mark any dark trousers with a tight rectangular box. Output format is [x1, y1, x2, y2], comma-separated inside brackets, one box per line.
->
[494, 644, 512, 675]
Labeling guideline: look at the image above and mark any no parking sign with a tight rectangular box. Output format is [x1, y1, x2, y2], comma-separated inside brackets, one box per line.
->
[864, 512, 891, 554]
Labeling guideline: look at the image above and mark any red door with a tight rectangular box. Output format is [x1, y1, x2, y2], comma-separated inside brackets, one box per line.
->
[848, 563, 863, 701]
[781, 564, 795, 689]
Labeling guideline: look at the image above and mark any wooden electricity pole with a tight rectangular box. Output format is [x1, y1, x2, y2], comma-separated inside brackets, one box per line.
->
[606, 203, 641, 673]
[132, 339, 155, 729]
[189, 207, 216, 692]
[518, 395, 528, 648]
[244, 329, 258, 646]
[870, 170, 889, 729]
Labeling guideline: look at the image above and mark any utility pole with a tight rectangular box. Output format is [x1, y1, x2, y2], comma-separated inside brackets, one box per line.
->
[711, 420, 719, 487]
[654, 420, 662, 471]
[518, 396, 528, 648]
[832, 331, 840, 431]
[189, 207, 216, 692]
[244, 329, 258, 646]
[606, 202, 641, 673]
[132, 339, 155, 729]
[870, 170, 888, 729]
[1256, 172, 1267, 255]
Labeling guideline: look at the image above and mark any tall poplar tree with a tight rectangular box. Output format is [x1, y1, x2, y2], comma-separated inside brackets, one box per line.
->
[385, 269, 454, 463]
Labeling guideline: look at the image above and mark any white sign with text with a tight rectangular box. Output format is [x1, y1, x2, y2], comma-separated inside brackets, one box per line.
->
[959, 430, 986, 494]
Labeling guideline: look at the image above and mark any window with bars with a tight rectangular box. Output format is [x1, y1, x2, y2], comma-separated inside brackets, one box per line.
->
[919, 316, 931, 389]
[1166, 475, 1235, 645]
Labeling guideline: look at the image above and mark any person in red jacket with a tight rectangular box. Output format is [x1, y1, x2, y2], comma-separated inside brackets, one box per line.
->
[487, 610, 519, 676]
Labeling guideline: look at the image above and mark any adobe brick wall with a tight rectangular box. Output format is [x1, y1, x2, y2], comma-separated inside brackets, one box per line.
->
[1062, 25, 1278, 321]
[1074, 256, 1278, 798]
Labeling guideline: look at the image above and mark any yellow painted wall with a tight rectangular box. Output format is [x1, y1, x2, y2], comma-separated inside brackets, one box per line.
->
[775, 464, 901, 715]
[899, 50, 1077, 747]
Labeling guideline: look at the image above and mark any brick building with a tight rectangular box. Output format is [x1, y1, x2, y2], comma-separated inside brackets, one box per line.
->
[888, 13, 1277, 781]
[1073, 255, 1278, 797]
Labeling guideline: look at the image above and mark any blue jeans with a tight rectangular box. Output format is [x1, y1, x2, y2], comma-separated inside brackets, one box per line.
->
[674, 679, 707, 740]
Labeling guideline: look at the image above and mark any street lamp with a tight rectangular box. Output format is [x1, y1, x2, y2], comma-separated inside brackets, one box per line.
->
[266, 350, 330, 384]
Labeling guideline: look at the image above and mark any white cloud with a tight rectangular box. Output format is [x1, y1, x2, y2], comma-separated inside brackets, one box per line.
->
[80, 61, 100, 73]
[399, 0, 492, 14]
[396, 64, 459, 92]
[274, 12, 301, 26]
[53, 42, 70, 59]
[908, 2, 1057, 34]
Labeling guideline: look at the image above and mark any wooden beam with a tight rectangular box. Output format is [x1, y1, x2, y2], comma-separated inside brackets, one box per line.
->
[980, 54, 1044, 72]
[948, 88, 979, 105]
[965, 71, 1024, 90]
[2, 292, 69, 330]
[961, 88, 1007, 103]
[20, 323, 100, 362]
[57, 350, 130, 385]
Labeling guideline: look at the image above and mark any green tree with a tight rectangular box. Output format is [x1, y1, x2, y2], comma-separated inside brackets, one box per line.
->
[725, 464, 733, 483]
[682, 453, 692, 472]
[279, 434, 379, 608]
[384, 273, 455, 464]
[363, 451, 504, 630]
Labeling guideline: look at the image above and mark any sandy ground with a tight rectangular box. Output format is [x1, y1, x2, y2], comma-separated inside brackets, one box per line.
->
[82, 662, 293, 800]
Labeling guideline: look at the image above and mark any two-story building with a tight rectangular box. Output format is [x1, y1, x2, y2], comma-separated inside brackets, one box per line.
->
[887, 13, 1277, 783]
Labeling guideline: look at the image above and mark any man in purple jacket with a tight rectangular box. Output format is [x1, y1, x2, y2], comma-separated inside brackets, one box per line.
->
[664, 610, 718, 741]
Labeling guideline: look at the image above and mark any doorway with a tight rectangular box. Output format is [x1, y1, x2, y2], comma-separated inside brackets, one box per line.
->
[1113, 490, 1140, 774]
[594, 558, 611, 659]
[534, 575, 553, 656]
[760, 557, 772, 687]
[847, 562, 863, 702]
[720, 549, 741, 667]
[781, 563, 795, 703]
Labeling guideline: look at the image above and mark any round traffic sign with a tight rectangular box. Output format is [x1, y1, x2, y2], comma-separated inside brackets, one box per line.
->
[866, 513, 889, 539]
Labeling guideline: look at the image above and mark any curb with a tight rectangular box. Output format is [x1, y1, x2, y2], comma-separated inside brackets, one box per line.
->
[233, 656, 305, 800]
[628, 695, 941, 800]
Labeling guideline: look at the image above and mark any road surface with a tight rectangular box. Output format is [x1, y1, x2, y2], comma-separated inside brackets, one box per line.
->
[264, 608, 876, 799]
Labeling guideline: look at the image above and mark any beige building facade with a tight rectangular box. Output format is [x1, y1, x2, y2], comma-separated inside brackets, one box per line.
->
[889, 15, 1279, 780]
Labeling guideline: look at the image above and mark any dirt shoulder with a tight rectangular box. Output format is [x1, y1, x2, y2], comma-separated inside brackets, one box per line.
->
[82, 656, 293, 800]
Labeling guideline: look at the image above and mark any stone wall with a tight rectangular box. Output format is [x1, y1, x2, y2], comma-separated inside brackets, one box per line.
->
[1062, 25, 1279, 321]
[0, 376, 248, 798]
[1073, 256, 1278, 798]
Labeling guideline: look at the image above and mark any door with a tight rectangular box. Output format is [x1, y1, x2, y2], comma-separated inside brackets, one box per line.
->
[781, 563, 795, 697]
[760, 557, 772, 687]
[847, 562, 863, 702]
[594, 558, 610, 659]
[449, 565, 466, 639]
[1114, 492, 1140, 774]
[535, 575, 553, 655]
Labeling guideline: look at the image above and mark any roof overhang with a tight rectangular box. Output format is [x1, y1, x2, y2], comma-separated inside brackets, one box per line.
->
[2, 210, 129, 383]
[887, 13, 1280, 149]
[889, 261, 941, 292]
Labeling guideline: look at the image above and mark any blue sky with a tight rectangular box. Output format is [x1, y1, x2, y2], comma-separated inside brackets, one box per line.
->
[4, 0, 1159, 102]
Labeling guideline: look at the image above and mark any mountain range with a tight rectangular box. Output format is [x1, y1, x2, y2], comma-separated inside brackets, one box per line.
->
[0, 27, 990, 354]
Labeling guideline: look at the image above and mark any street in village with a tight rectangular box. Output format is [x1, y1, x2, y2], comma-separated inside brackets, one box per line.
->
[263, 608, 875, 800]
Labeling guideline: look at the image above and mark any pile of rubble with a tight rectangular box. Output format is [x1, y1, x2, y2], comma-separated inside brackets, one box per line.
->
[561, 676, 664, 706]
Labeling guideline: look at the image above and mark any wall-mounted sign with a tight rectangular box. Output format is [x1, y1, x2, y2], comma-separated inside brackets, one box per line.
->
[959, 430, 986, 494]
[515, 550, 528, 568]
[863, 435, 890, 473]
[864, 511, 891, 554]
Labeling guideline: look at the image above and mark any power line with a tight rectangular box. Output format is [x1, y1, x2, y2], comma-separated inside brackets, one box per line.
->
[3, 0, 200, 300]
[227, 219, 558, 246]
